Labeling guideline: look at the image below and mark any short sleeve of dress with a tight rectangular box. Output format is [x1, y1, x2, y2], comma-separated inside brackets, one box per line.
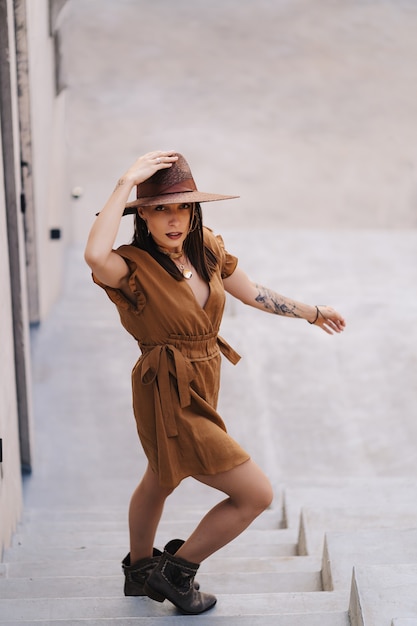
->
[91, 245, 146, 315]
[205, 228, 238, 278]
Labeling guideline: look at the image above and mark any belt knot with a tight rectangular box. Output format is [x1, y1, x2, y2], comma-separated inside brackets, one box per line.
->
[139, 344, 194, 437]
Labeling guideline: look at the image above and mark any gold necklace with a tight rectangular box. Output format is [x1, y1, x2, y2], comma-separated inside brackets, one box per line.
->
[175, 262, 193, 280]
[157, 246, 193, 279]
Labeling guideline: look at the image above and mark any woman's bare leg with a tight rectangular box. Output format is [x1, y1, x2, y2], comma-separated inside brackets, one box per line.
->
[175, 459, 273, 564]
[128, 463, 173, 563]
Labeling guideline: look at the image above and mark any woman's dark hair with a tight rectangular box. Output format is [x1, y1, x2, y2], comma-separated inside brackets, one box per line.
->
[131, 203, 217, 282]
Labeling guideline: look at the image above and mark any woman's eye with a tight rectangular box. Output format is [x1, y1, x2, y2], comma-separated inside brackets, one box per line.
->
[180, 203, 191, 210]
[154, 205, 165, 211]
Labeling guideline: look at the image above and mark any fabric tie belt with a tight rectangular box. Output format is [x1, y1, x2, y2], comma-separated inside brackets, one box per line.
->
[137, 336, 240, 438]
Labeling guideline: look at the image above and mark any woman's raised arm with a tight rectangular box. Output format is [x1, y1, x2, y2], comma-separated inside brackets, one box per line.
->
[84, 151, 178, 287]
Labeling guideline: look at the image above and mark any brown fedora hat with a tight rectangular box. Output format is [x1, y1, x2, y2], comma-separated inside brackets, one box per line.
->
[123, 153, 238, 215]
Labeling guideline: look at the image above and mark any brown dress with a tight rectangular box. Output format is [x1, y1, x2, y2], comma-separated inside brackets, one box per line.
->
[93, 227, 250, 488]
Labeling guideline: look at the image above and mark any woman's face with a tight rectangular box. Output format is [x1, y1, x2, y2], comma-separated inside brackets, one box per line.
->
[138, 202, 193, 252]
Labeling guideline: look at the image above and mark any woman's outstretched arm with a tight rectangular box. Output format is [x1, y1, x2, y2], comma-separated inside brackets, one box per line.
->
[223, 266, 345, 335]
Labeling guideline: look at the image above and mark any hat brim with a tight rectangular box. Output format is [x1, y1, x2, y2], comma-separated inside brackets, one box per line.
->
[123, 191, 239, 216]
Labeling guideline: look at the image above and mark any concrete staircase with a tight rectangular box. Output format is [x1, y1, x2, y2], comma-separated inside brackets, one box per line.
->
[0, 499, 347, 625]
[2, 481, 417, 624]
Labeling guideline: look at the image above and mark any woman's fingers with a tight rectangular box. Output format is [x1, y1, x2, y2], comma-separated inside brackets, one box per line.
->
[317, 308, 346, 334]
[125, 151, 178, 184]
[147, 150, 178, 165]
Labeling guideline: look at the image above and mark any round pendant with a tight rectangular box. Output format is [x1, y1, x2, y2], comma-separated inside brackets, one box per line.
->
[182, 269, 193, 279]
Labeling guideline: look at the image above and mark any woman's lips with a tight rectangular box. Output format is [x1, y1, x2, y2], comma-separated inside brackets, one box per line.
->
[166, 232, 182, 239]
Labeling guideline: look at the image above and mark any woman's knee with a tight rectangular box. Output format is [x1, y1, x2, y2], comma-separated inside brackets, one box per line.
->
[201, 459, 273, 514]
[260, 477, 274, 508]
[247, 475, 274, 513]
[234, 461, 274, 517]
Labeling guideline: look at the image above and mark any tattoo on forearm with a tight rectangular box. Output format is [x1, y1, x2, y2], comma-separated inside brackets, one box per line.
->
[114, 178, 127, 191]
[254, 284, 302, 318]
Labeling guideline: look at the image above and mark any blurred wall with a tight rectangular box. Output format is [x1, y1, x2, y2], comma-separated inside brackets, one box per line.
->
[0, 0, 69, 556]
[64, 0, 417, 242]
[27, 0, 70, 320]
[0, 114, 23, 561]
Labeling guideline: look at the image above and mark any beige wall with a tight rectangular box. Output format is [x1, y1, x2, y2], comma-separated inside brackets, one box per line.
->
[0, 0, 69, 554]
[27, 0, 69, 319]
[0, 101, 23, 559]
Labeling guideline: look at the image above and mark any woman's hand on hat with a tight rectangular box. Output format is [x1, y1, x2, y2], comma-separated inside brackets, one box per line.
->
[309, 305, 346, 335]
[124, 151, 178, 185]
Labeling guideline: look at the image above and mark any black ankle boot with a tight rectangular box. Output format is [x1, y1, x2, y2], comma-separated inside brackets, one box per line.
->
[144, 547, 216, 614]
[121, 540, 196, 596]
[122, 548, 162, 596]
[163, 539, 199, 590]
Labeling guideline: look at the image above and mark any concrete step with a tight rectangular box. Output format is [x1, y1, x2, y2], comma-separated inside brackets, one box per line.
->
[0, 554, 321, 579]
[4, 536, 297, 563]
[17, 515, 281, 536]
[4, 529, 298, 563]
[21, 505, 284, 530]
[299, 506, 417, 556]
[2, 542, 297, 563]
[322, 528, 417, 591]
[9, 527, 297, 550]
[0, 591, 349, 622]
[392, 620, 417, 626]
[0, 615, 349, 626]
[0, 568, 322, 598]
[0, 614, 349, 626]
[283, 480, 417, 530]
[349, 564, 417, 626]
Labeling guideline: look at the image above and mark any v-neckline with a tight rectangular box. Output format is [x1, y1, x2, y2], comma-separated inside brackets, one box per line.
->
[134, 249, 213, 313]
[182, 275, 211, 312]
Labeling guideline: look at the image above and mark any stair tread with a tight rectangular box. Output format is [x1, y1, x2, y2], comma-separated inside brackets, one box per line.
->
[0, 554, 321, 579]
[21, 506, 283, 528]
[299, 506, 417, 556]
[323, 528, 417, 590]
[284, 482, 417, 529]
[9, 527, 296, 548]
[0, 591, 348, 620]
[0, 613, 349, 626]
[0, 570, 322, 598]
[3, 540, 297, 562]
[350, 563, 417, 626]
[17, 516, 281, 534]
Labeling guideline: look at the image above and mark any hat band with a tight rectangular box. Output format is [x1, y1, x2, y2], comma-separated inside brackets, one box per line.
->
[137, 178, 197, 199]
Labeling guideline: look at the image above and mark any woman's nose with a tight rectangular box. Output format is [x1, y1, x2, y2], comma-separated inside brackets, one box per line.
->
[168, 210, 180, 225]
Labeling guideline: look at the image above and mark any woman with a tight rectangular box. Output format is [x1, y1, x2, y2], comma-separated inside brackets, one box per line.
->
[85, 150, 345, 615]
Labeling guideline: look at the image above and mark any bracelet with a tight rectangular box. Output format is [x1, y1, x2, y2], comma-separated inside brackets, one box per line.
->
[308, 305, 320, 325]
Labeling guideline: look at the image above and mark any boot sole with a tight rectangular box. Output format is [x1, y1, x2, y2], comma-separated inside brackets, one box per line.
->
[179, 597, 217, 615]
[124, 585, 147, 597]
[144, 581, 217, 615]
